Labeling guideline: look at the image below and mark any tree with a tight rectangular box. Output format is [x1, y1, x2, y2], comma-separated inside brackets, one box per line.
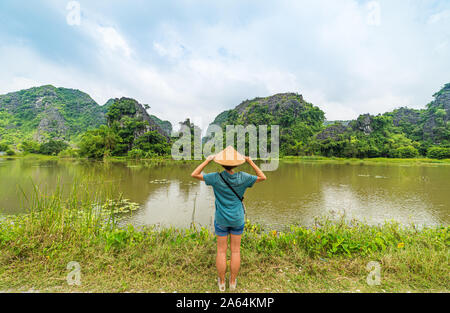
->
[134, 131, 170, 155]
[39, 140, 69, 155]
[393, 146, 419, 158]
[19, 140, 40, 154]
[0, 142, 9, 152]
[79, 125, 122, 159]
[427, 147, 450, 159]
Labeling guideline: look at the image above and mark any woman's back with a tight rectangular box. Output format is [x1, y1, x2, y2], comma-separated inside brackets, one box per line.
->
[204, 170, 257, 227]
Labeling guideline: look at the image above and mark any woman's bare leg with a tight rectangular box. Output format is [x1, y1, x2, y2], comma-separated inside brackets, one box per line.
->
[216, 235, 228, 284]
[230, 234, 242, 284]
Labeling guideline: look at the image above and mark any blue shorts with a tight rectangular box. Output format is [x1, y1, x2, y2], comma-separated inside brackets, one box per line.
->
[214, 220, 245, 237]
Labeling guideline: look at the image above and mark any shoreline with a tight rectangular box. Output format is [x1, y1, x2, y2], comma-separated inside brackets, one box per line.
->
[2, 154, 450, 165]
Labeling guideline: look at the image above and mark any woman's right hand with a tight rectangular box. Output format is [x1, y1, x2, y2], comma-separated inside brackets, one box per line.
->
[245, 156, 266, 182]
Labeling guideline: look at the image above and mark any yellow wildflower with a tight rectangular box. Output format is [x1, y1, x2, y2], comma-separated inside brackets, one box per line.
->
[397, 242, 405, 249]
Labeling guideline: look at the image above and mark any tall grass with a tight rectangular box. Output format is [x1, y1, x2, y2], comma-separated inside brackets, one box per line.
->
[1, 179, 119, 261]
[0, 179, 448, 292]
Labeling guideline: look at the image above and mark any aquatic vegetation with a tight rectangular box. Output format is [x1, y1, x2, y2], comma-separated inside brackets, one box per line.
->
[101, 198, 140, 214]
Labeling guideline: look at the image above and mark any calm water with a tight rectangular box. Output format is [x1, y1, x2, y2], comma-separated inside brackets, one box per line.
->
[0, 158, 449, 230]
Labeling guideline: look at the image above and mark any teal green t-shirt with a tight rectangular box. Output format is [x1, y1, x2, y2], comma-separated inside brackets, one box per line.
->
[203, 171, 257, 227]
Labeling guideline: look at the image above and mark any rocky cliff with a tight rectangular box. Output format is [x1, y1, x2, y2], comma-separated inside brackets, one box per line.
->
[106, 97, 171, 141]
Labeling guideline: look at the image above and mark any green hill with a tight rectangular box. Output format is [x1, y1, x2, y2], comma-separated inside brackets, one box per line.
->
[78, 97, 171, 158]
[311, 83, 450, 158]
[207, 85, 450, 158]
[0, 85, 109, 144]
[206, 93, 325, 155]
[1, 83, 448, 159]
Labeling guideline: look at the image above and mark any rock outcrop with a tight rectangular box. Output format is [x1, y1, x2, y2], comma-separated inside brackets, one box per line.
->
[316, 123, 348, 141]
[106, 97, 170, 141]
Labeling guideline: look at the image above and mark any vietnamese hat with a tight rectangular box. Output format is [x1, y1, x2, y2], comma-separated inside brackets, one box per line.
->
[213, 146, 246, 167]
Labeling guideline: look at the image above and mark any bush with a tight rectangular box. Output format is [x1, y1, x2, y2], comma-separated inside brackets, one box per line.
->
[39, 140, 69, 155]
[19, 140, 41, 154]
[427, 147, 450, 159]
[6, 149, 15, 156]
[58, 148, 79, 158]
[127, 148, 145, 159]
[78, 125, 122, 159]
[393, 146, 419, 158]
[0, 142, 9, 152]
[134, 131, 170, 156]
[145, 151, 158, 158]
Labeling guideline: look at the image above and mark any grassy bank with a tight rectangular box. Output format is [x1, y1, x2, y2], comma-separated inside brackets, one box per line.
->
[0, 182, 448, 293]
[2, 153, 450, 166]
[282, 155, 450, 165]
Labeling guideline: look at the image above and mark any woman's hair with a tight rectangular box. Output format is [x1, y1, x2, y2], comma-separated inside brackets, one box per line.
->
[222, 165, 237, 171]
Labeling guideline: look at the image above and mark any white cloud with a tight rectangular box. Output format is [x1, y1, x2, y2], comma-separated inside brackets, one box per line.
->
[0, 44, 127, 105]
[95, 26, 132, 58]
[428, 9, 450, 24]
[1, 0, 449, 128]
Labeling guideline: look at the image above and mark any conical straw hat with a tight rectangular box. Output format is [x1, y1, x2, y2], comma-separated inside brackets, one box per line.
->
[213, 146, 246, 166]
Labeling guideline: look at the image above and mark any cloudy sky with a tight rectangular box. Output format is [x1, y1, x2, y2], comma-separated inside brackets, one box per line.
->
[0, 0, 449, 129]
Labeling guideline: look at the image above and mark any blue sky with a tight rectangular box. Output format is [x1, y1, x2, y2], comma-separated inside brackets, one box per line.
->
[0, 0, 449, 129]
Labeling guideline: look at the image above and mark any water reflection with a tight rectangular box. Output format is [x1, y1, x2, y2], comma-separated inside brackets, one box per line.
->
[126, 180, 215, 230]
[0, 158, 448, 229]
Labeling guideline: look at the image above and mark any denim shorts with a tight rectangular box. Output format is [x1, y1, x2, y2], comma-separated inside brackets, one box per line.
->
[214, 220, 245, 237]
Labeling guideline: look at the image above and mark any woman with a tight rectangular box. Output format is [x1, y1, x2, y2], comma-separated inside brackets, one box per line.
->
[191, 146, 267, 291]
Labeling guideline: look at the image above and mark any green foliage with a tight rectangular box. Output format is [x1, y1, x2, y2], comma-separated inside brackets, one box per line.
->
[313, 109, 444, 159]
[103, 225, 145, 252]
[134, 131, 170, 155]
[427, 147, 450, 159]
[78, 98, 170, 159]
[106, 98, 137, 123]
[243, 218, 448, 258]
[79, 125, 122, 159]
[127, 148, 145, 159]
[38, 140, 69, 155]
[0, 142, 9, 152]
[58, 148, 80, 158]
[19, 140, 41, 154]
[6, 149, 15, 156]
[392, 146, 419, 158]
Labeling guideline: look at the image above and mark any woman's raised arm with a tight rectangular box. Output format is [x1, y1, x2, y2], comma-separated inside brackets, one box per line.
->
[191, 155, 215, 181]
[245, 156, 267, 183]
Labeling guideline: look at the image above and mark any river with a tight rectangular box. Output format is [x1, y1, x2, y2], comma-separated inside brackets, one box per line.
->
[0, 158, 448, 230]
